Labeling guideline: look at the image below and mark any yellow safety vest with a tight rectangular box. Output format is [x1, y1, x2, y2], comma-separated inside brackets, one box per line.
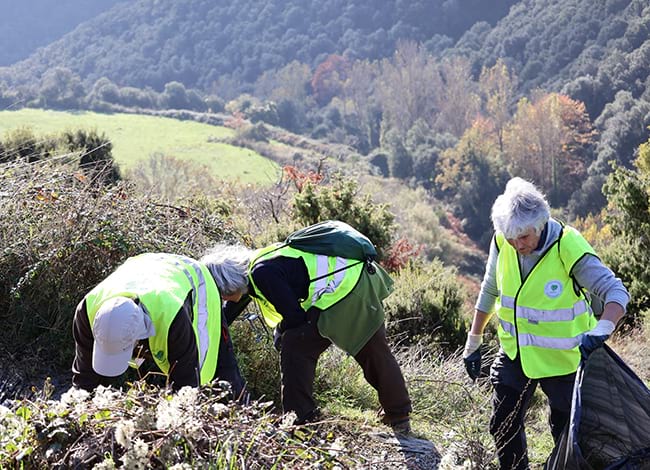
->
[495, 226, 597, 378]
[248, 244, 364, 327]
[85, 253, 222, 385]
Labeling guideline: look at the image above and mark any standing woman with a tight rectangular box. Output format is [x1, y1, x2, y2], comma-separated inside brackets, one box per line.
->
[462, 177, 629, 469]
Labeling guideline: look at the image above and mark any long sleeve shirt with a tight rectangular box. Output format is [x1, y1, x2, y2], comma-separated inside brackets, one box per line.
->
[223, 256, 310, 331]
[475, 218, 630, 315]
[72, 292, 200, 391]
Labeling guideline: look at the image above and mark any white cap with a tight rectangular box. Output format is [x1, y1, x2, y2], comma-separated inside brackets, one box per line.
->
[92, 296, 155, 377]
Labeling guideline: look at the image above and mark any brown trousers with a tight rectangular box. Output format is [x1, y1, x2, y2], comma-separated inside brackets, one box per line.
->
[279, 319, 412, 423]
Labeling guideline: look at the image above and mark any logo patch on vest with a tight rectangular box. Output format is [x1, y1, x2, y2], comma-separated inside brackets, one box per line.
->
[544, 280, 563, 298]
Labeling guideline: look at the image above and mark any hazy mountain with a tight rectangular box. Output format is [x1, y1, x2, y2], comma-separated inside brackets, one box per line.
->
[0, 0, 125, 66]
[0, 0, 517, 91]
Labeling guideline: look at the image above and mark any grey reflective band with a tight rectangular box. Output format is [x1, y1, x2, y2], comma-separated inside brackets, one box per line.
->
[499, 318, 516, 337]
[500, 295, 515, 309]
[160, 254, 210, 370]
[312, 255, 347, 303]
[499, 317, 584, 350]
[518, 333, 582, 350]
[517, 300, 589, 323]
[500, 295, 589, 322]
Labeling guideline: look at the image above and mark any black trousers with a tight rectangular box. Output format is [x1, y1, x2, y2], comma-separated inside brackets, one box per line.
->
[279, 315, 411, 423]
[489, 350, 574, 470]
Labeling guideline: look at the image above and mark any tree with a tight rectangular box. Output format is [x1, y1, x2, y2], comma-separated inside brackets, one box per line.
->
[38, 67, 85, 109]
[311, 54, 350, 106]
[382, 128, 413, 179]
[503, 91, 596, 206]
[376, 40, 440, 138]
[435, 56, 480, 138]
[343, 59, 382, 151]
[292, 174, 395, 259]
[479, 58, 518, 152]
[436, 117, 509, 248]
[600, 138, 650, 326]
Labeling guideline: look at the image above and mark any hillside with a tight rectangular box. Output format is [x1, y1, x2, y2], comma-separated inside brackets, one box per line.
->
[0, 108, 279, 183]
[0, 0, 124, 66]
[0, 0, 516, 93]
[0, 0, 648, 221]
[448, 0, 650, 214]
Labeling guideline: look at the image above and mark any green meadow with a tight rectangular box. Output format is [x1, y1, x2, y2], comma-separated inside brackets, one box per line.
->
[0, 109, 279, 184]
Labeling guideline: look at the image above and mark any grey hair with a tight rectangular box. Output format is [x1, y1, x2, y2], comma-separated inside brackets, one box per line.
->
[200, 244, 254, 296]
[491, 177, 550, 239]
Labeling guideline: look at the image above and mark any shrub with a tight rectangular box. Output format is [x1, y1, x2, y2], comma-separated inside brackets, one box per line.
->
[0, 157, 235, 369]
[292, 174, 395, 259]
[383, 260, 467, 352]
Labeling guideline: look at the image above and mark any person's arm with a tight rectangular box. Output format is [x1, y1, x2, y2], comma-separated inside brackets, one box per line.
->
[463, 238, 498, 368]
[572, 254, 629, 357]
[250, 258, 309, 330]
[167, 295, 200, 390]
[572, 255, 629, 326]
[223, 295, 252, 326]
[72, 300, 112, 391]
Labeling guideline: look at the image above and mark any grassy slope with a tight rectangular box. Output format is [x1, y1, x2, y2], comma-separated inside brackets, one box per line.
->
[0, 109, 279, 184]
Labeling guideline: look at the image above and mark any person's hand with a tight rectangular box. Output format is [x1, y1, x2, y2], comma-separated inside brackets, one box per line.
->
[273, 328, 282, 352]
[462, 333, 483, 381]
[579, 319, 615, 359]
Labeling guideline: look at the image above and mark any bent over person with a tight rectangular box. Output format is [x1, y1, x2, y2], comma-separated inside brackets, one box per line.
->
[72, 252, 245, 397]
[462, 177, 629, 469]
[201, 233, 412, 433]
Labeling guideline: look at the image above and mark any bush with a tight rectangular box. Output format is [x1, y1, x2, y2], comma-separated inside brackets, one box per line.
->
[0, 157, 235, 369]
[601, 154, 650, 328]
[383, 260, 467, 352]
[292, 174, 395, 259]
[0, 127, 57, 163]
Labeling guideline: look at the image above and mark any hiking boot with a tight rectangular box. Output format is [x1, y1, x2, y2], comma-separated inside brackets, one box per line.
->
[295, 408, 322, 426]
[381, 415, 411, 434]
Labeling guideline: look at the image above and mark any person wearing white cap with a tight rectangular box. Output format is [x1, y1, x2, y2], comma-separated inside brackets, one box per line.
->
[72, 252, 247, 396]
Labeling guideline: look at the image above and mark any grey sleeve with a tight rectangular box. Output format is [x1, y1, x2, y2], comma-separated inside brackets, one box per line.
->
[474, 238, 499, 313]
[571, 255, 630, 311]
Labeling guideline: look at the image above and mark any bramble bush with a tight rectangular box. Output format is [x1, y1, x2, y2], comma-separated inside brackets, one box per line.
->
[0, 156, 234, 369]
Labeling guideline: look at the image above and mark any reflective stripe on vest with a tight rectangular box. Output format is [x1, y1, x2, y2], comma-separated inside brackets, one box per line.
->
[249, 244, 364, 327]
[156, 254, 211, 375]
[85, 253, 221, 385]
[495, 227, 597, 378]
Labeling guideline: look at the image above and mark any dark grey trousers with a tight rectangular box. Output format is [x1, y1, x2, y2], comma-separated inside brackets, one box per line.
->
[489, 350, 575, 470]
[279, 317, 412, 423]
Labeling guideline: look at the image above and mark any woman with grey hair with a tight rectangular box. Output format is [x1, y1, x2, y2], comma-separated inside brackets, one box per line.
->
[202, 228, 411, 432]
[201, 244, 252, 301]
[462, 177, 629, 469]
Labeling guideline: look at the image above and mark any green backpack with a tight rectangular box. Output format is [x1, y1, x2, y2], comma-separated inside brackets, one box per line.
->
[284, 220, 377, 262]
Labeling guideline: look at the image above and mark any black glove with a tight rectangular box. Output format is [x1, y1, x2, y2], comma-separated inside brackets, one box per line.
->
[579, 319, 615, 359]
[463, 349, 482, 381]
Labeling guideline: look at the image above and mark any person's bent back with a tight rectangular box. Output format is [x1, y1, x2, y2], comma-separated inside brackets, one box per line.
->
[72, 252, 244, 396]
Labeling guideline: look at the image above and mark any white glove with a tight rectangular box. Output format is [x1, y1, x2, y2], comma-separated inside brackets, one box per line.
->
[585, 319, 615, 337]
[463, 334, 483, 359]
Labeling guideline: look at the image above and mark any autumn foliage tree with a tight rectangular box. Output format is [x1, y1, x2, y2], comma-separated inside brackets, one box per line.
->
[503, 91, 596, 205]
[479, 58, 518, 153]
[311, 54, 350, 106]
